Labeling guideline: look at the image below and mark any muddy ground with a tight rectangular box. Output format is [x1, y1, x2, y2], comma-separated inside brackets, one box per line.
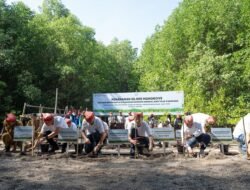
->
[0, 142, 250, 190]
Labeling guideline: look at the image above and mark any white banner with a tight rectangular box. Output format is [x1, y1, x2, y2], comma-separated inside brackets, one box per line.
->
[14, 126, 33, 141]
[93, 91, 184, 115]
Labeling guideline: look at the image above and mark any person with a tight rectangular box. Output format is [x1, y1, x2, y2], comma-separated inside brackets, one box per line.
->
[20, 115, 31, 126]
[116, 111, 125, 129]
[81, 111, 106, 155]
[124, 112, 133, 130]
[71, 109, 78, 125]
[76, 110, 83, 128]
[61, 118, 78, 153]
[65, 111, 71, 119]
[108, 112, 116, 129]
[29, 113, 68, 153]
[191, 113, 216, 133]
[181, 114, 213, 157]
[157, 121, 163, 128]
[127, 112, 154, 158]
[166, 114, 172, 125]
[173, 114, 183, 130]
[233, 113, 250, 159]
[25, 113, 42, 151]
[1, 113, 22, 152]
[148, 113, 157, 128]
[65, 118, 77, 131]
[164, 114, 173, 128]
[100, 116, 109, 144]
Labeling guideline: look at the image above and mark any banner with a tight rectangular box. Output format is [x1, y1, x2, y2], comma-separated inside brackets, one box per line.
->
[93, 91, 184, 115]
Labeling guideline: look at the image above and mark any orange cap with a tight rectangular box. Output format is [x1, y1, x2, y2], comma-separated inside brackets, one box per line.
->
[134, 112, 143, 118]
[6, 113, 16, 122]
[43, 113, 53, 122]
[84, 111, 95, 123]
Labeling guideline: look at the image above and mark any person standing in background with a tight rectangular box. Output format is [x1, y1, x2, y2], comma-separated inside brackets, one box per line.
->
[174, 114, 183, 130]
[108, 112, 116, 129]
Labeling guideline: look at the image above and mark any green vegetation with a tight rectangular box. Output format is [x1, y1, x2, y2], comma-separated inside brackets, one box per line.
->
[136, 0, 250, 124]
[1, 0, 250, 125]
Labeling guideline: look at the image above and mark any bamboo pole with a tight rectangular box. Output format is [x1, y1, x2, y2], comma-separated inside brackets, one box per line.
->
[54, 88, 58, 114]
[242, 117, 249, 158]
[22, 102, 26, 115]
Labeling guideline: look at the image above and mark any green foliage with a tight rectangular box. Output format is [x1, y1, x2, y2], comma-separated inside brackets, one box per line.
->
[0, 0, 138, 122]
[41, 0, 69, 19]
[106, 38, 138, 92]
[136, 0, 250, 124]
[1, 0, 250, 127]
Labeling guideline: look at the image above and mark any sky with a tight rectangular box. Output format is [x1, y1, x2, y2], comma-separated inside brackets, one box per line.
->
[6, 0, 182, 52]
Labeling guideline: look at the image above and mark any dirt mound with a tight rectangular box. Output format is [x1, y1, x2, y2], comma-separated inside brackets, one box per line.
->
[204, 150, 225, 160]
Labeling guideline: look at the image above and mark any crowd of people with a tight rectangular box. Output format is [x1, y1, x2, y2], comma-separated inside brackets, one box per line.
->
[1, 110, 250, 160]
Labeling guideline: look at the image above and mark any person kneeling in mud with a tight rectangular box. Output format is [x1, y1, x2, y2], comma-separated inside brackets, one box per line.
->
[81, 111, 106, 156]
[1, 113, 23, 152]
[182, 115, 211, 157]
[28, 113, 67, 153]
[127, 112, 153, 158]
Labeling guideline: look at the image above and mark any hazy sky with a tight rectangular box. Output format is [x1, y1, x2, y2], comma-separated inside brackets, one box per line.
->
[6, 0, 182, 52]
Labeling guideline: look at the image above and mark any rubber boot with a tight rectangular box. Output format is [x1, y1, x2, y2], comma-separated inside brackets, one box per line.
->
[61, 143, 67, 153]
[49, 145, 59, 153]
[5, 146, 10, 152]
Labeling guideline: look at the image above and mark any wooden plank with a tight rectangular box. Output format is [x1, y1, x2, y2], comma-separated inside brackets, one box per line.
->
[14, 126, 33, 141]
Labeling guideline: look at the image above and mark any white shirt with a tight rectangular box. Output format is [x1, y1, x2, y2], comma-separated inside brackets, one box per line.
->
[158, 122, 163, 128]
[117, 115, 125, 123]
[82, 116, 105, 135]
[102, 121, 109, 132]
[127, 120, 152, 137]
[233, 113, 250, 139]
[124, 117, 131, 129]
[181, 120, 203, 139]
[167, 124, 174, 129]
[69, 122, 77, 131]
[41, 116, 68, 133]
[191, 113, 210, 133]
[108, 115, 116, 125]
